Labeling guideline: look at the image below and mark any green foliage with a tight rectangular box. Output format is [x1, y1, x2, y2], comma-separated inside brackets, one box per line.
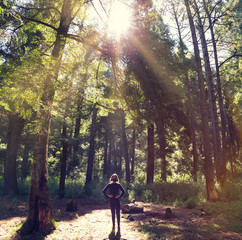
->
[149, 182, 203, 203]
[48, 156, 60, 178]
[173, 199, 183, 207]
[127, 189, 136, 202]
[6, 176, 108, 204]
[18, 178, 31, 196]
[219, 180, 242, 201]
[0, 51, 48, 119]
[184, 197, 198, 209]
[202, 200, 242, 233]
[141, 189, 154, 202]
[129, 179, 205, 204]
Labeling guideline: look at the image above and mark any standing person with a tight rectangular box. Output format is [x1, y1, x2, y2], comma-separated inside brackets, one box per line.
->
[103, 173, 125, 238]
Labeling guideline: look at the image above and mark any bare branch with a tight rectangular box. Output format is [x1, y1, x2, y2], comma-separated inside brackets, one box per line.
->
[219, 54, 242, 68]
[99, 0, 110, 20]
[91, 1, 106, 24]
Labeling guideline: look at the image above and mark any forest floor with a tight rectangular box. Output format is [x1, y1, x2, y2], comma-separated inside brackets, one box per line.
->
[0, 197, 241, 240]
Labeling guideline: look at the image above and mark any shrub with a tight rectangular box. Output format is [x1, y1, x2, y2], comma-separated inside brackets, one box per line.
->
[152, 182, 203, 203]
[174, 199, 183, 207]
[127, 189, 136, 202]
[219, 181, 242, 201]
[185, 197, 198, 209]
[128, 181, 204, 204]
[141, 189, 153, 202]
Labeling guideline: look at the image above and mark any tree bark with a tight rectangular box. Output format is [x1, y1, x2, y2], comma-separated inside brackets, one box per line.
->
[131, 129, 136, 176]
[20, 0, 78, 235]
[59, 121, 68, 198]
[21, 143, 31, 180]
[172, 4, 198, 181]
[119, 109, 131, 183]
[184, 0, 218, 201]
[203, 0, 228, 185]
[85, 103, 98, 185]
[72, 97, 82, 168]
[113, 142, 118, 172]
[107, 139, 112, 177]
[147, 123, 154, 184]
[193, 0, 221, 184]
[103, 119, 109, 177]
[4, 112, 25, 195]
[156, 120, 167, 182]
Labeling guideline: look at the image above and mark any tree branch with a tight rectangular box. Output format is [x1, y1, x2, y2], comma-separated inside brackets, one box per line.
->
[219, 54, 242, 68]
[15, 5, 61, 15]
[210, 0, 223, 15]
[20, 15, 58, 31]
[66, 33, 103, 53]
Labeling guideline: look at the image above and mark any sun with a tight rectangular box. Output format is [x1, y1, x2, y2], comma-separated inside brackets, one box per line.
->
[108, 1, 132, 39]
[87, 0, 133, 40]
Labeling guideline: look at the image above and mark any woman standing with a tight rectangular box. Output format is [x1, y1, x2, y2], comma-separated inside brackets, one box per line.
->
[103, 173, 125, 238]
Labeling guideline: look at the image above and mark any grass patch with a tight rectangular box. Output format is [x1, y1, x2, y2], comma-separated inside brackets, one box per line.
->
[139, 222, 218, 240]
[140, 223, 171, 239]
[202, 200, 242, 234]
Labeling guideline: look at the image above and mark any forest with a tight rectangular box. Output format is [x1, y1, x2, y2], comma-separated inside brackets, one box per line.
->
[0, 0, 241, 239]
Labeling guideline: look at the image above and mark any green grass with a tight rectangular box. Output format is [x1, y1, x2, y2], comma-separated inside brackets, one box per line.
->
[202, 200, 242, 234]
[139, 222, 218, 240]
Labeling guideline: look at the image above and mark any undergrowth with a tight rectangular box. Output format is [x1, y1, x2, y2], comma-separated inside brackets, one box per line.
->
[128, 181, 205, 204]
[202, 200, 242, 233]
[1, 175, 241, 209]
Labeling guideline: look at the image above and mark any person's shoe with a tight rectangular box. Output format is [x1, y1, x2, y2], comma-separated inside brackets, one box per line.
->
[116, 230, 121, 239]
[109, 229, 115, 240]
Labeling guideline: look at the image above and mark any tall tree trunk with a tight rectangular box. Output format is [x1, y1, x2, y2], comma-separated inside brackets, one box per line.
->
[72, 97, 82, 168]
[203, 0, 228, 185]
[118, 140, 122, 173]
[184, 0, 218, 201]
[119, 109, 131, 183]
[103, 122, 109, 177]
[225, 99, 239, 177]
[172, 4, 198, 181]
[59, 121, 68, 198]
[113, 142, 118, 172]
[106, 113, 113, 177]
[4, 112, 25, 195]
[156, 120, 167, 182]
[131, 129, 136, 176]
[21, 143, 31, 180]
[85, 103, 98, 185]
[147, 123, 154, 184]
[107, 138, 112, 177]
[193, 0, 221, 184]
[20, 0, 77, 235]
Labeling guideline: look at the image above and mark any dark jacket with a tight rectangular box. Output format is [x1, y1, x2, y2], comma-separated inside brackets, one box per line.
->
[102, 182, 125, 199]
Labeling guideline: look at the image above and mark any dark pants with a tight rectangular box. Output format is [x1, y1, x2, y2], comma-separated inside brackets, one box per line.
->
[109, 198, 120, 227]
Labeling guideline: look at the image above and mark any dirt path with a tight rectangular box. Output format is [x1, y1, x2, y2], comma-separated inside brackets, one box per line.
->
[0, 198, 241, 240]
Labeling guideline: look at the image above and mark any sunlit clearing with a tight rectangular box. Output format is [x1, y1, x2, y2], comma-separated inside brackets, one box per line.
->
[108, 1, 132, 39]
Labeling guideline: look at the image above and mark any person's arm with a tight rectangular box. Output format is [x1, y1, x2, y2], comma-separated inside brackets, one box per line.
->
[117, 183, 125, 199]
[102, 183, 110, 198]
